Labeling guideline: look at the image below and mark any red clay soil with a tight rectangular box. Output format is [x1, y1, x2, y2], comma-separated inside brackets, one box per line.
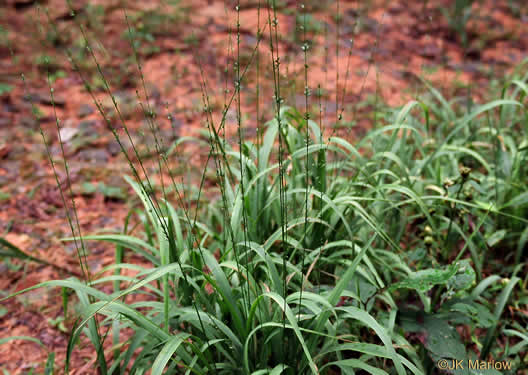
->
[0, 0, 527, 373]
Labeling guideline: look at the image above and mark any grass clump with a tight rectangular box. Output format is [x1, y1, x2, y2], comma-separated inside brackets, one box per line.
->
[1, 1, 528, 374]
[5, 73, 528, 372]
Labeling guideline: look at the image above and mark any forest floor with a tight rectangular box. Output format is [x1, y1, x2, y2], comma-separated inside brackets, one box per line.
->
[0, 0, 527, 373]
